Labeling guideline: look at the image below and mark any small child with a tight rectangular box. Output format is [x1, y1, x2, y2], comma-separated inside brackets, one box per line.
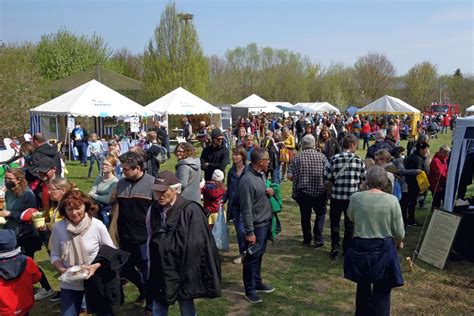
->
[202, 169, 226, 229]
[87, 133, 105, 178]
[0, 229, 42, 316]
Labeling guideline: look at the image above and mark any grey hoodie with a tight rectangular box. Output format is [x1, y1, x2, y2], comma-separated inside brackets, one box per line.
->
[175, 157, 202, 203]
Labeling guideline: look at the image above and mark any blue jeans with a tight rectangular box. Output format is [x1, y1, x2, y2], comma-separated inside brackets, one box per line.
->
[272, 167, 281, 184]
[60, 289, 84, 316]
[152, 299, 196, 316]
[75, 141, 88, 165]
[296, 193, 327, 244]
[243, 223, 271, 295]
[88, 154, 103, 177]
[232, 210, 246, 254]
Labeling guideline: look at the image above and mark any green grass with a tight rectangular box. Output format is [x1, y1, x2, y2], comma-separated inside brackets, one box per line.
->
[31, 133, 474, 315]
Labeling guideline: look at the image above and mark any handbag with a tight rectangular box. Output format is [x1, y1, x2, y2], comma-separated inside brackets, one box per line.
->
[279, 148, 290, 163]
[416, 171, 430, 193]
[211, 205, 229, 251]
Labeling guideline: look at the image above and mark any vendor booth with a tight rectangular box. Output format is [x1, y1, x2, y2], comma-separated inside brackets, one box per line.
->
[357, 95, 421, 136]
[144, 87, 222, 139]
[30, 79, 147, 144]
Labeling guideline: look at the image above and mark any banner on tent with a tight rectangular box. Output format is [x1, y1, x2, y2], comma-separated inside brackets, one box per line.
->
[417, 209, 461, 270]
[67, 116, 75, 133]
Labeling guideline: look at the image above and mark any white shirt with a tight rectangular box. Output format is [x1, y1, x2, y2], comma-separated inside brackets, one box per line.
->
[50, 218, 115, 291]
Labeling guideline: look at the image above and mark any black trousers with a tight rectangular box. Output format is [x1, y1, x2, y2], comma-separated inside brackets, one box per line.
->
[296, 193, 327, 244]
[406, 186, 420, 223]
[330, 199, 353, 252]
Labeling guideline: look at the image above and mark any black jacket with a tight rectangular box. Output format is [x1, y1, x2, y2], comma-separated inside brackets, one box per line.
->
[148, 196, 221, 305]
[84, 245, 130, 314]
[31, 143, 62, 176]
[404, 151, 427, 190]
[200, 144, 230, 181]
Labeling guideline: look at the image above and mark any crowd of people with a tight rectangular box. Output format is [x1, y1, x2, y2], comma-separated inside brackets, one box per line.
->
[0, 109, 456, 316]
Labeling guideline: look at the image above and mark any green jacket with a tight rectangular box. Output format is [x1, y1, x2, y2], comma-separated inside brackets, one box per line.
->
[266, 180, 282, 240]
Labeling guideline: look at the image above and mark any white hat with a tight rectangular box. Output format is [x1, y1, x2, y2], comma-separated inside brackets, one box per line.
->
[212, 169, 224, 182]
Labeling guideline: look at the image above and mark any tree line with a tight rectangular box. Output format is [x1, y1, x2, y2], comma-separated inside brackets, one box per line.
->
[1, 1, 473, 137]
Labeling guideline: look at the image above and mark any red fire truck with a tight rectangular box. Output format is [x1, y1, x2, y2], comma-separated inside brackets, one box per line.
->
[423, 103, 460, 119]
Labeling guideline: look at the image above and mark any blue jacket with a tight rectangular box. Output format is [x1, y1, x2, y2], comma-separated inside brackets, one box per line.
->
[224, 165, 246, 219]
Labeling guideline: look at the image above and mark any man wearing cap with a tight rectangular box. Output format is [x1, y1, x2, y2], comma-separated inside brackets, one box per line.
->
[238, 148, 275, 304]
[114, 151, 155, 313]
[146, 171, 221, 314]
[33, 156, 59, 212]
[31, 133, 62, 177]
[0, 230, 43, 315]
[200, 128, 230, 181]
[288, 135, 328, 247]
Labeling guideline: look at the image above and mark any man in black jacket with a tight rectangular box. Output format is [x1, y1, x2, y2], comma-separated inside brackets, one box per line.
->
[147, 171, 221, 314]
[31, 133, 62, 177]
[200, 128, 230, 181]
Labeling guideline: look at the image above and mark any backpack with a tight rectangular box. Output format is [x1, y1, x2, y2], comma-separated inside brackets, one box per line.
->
[154, 145, 168, 164]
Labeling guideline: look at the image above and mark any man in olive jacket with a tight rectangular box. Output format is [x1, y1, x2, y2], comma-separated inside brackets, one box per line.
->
[146, 171, 221, 314]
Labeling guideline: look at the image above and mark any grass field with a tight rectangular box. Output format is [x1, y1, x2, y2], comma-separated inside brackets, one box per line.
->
[31, 133, 474, 315]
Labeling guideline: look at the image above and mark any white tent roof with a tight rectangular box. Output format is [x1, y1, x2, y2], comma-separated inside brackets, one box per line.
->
[358, 95, 420, 113]
[268, 101, 294, 108]
[293, 102, 340, 114]
[312, 102, 340, 114]
[30, 80, 146, 117]
[293, 102, 315, 112]
[233, 94, 283, 114]
[466, 105, 474, 113]
[145, 87, 221, 115]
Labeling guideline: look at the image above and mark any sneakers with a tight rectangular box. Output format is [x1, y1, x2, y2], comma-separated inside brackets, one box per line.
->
[456, 199, 469, 206]
[233, 255, 243, 264]
[49, 291, 61, 302]
[330, 246, 340, 259]
[256, 284, 275, 293]
[245, 293, 262, 304]
[34, 288, 55, 301]
[314, 241, 324, 248]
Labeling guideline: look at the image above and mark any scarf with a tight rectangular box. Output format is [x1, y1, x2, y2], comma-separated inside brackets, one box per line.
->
[61, 213, 92, 266]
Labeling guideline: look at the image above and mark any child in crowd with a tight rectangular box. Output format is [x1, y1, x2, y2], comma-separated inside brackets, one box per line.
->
[0, 229, 42, 316]
[202, 169, 226, 229]
[87, 133, 105, 178]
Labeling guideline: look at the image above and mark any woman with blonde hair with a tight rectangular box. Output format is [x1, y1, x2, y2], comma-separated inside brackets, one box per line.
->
[2, 168, 57, 300]
[88, 156, 119, 227]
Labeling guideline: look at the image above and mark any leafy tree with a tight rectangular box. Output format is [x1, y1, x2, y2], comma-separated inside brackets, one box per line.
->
[143, 2, 208, 102]
[353, 52, 396, 103]
[107, 48, 143, 81]
[35, 29, 111, 81]
[405, 61, 438, 109]
[0, 44, 46, 137]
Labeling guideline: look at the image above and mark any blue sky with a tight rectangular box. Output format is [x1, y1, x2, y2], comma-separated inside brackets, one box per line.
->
[1, 0, 472, 75]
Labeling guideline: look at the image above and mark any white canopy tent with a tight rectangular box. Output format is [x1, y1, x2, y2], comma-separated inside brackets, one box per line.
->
[444, 116, 474, 212]
[293, 102, 340, 114]
[466, 105, 474, 115]
[233, 94, 283, 114]
[30, 79, 147, 141]
[312, 102, 340, 114]
[145, 87, 222, 133]
[357, 95, 421, 135]
[31, 79, 147, 117]
[145, 87, 221, 116]
[358, 95, 420, 113]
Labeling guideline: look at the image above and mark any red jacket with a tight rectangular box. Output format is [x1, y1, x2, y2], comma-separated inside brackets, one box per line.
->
[202, 181, 225, 214]
[362, 123, 371, 134]
[429, 152, 448, 192]
[442, 116, 450, 127]
[0, 256, 42, 316]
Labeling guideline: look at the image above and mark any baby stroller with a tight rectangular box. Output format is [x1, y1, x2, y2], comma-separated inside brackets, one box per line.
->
[426, 122, 440, 139]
